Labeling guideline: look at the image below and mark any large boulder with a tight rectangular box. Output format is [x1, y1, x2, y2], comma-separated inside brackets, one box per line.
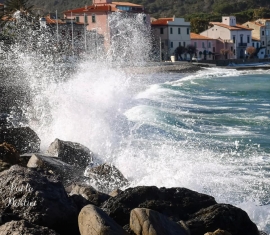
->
[47, 138, 93, 169]
[0, 165, 79, 234]
[69, 182, 111, 207]
[102, 186, 217, 226]
[0, 127, 40, 153]
[0, 142, 19, 172]
[130, 208, 189, 235]
[85, 163, 129, 194]
[186, 204, 259, 235]
[27, 153, 83, 186]
[0, 220, 59, 235]
[78, 204, 129, 235]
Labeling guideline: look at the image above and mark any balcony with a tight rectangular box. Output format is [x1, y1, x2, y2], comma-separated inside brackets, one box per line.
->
[238, 43, 247, 47]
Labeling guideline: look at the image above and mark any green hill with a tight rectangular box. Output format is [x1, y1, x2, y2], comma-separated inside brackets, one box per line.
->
[1, 0, 270, 24]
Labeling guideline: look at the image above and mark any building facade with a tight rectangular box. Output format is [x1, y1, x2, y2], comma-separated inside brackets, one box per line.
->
[151, 17, 190, 60]
[64, 0, 150, 49]
[200, 16, 253, 59]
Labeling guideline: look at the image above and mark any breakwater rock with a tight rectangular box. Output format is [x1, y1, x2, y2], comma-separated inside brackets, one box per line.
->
[0, 126, 263, 235]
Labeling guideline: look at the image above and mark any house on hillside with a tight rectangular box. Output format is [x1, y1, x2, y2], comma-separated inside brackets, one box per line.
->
[151, 17, 191, 61]
[63, 0, 150, 50]
[200, 16, 253, 59]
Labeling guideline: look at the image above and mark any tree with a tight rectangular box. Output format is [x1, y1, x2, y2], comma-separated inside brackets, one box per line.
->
[246, 46, 257, 59]
[186, 44, 197, 62]
[175, 46, 186, 61]
[220, 49, 230, 59]
[190, 18, 209, 34]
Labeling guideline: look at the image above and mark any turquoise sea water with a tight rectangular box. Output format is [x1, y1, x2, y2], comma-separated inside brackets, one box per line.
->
[122, 68, 270, 232]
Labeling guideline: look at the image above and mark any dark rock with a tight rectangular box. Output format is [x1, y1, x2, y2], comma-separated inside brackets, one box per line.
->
[69, 182, 111, 207]
[0, 220, 60, 235]
[130, 208, 189, 235]
[47, 138, 93, 169]
[0, 142, 19, 172]
[101, 186, 217, 226]
[0, 165, 80, 234]
[85, 163, 129, 194]
[0, 127, 40, 154]
[78, 204, 129, 235]
[27, 153, 83, 186]
[185, 204, 259, 235]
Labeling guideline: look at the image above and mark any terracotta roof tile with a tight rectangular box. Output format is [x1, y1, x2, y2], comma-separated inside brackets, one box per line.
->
[151, 18, 173, 26]
[210, 22, 253, 30]
[112, 2, 142, 6]
[191, 33, 213, 40]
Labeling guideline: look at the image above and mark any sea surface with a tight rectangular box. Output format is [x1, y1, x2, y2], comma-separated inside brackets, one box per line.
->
[2, 63, 270, 232]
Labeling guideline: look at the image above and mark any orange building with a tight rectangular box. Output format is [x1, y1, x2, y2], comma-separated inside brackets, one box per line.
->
[64, 0, 150, 49]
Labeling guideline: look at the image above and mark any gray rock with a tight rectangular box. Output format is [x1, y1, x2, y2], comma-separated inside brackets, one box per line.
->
[0, 142, 19, 172]
[47, 138, 93, 169]
[27, 153, 83, 185]
[130, 208, 189, 235]
[186, 204, 259, 235]
[78, 204, 129, 235]
[0, 165, 79, 234]
[109, 188, 123, 197]
[102, 186, 217, 226]
[85, 163, 129, 194]
[0, 127, 40, 154]
[204, 229, 232, 235]
[69, 182, 111, 207]
[0, 220, 59, 235]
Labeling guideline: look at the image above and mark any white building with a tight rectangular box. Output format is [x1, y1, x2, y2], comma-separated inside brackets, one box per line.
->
[200, 16, 253, 59]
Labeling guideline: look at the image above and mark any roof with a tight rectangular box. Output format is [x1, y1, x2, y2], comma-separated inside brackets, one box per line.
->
[190, 33, 213, 40]
[210, 22, 253, 31]
[45, 16, 84, 25]
[151, 18, 173, 26]
[64, 2, 143, 14]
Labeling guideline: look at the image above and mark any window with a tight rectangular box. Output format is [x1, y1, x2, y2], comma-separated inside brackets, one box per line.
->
[84, 15, 88, 23]
[233, 35, 236, 43]
[202, 42, 205, 48]
[231, 46, 233, 51]
[252, 42, 254, 47]
[171, 41, 173, 48]
[160, 28, 163, 34]
[183, 41, 186, 47]
[208, 42, 211, 48]
[213, 47, 215, 52]
[187, 28, 189, 34]
[161, 42, 164, 49]
[194, 42, 197, 47]
[262, 41, 265, 46]
[170, 28, 173, 34]
[178, 28, 181, 34]
[92, 14, 96, 23]
[76, 16, 79, 22]
[262, 30, 265, 36]
[179, 42, 181, 47]
[247, 35, 250, 43]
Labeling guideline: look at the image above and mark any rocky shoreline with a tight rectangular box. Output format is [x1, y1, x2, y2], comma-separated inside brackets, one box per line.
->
[0, 126, 267, 235]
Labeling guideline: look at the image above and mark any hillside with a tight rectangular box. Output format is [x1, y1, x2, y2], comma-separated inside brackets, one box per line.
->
[1, 0, 270, 23]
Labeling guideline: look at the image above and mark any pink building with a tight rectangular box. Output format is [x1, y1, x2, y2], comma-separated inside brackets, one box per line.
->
[191, 33, 235, 60]
[64, 0, 150, 49]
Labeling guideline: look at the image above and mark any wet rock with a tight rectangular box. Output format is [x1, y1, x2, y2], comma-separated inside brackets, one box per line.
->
[0, 220, 60, 235]
[85, 163, 129, 194]
[0, 165, 79, 234]
[0, 142, 19, 172]
[109, 188, 123, 197]
[204, 228, 232, 235]
[27, 153, 83, 186]
[0, 127, 40, 154]
[102, 186, 217, 226]
[130, 208, 189, 235]
[186, 204, 259, 235]
[19, 153, 35, 167]
[47, 138, 93, 169]
[78, 204, 129, 235]
[69, 182, 111, 207]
